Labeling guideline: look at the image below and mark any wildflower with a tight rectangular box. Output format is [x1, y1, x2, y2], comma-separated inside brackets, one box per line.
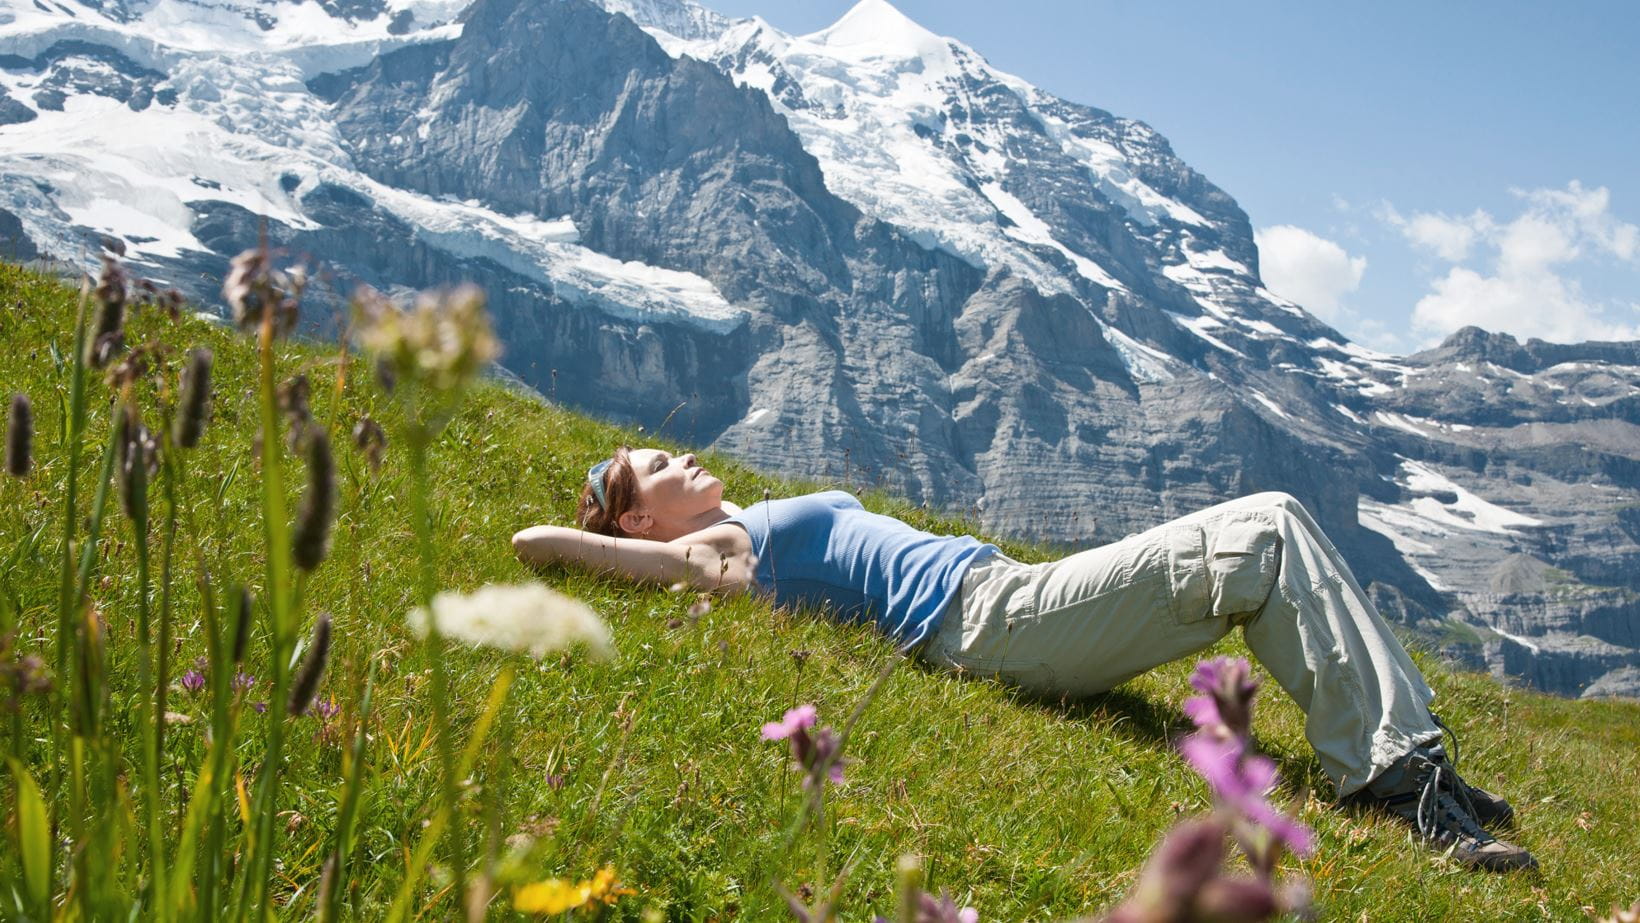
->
[291, 428, 336, 571]
[1178, 736, 1312, 859]
[232, 671, 257, 693]
[353, 283, 499, 420]
[88, 255, 127, 367]
[173, 348, 213, 449]
[1178, 658, 1312, 860]
[313, 697, 340, 721]
[351, 415, 387, 472]
[878, 855, 979, 923]
[287, 612, 332, 716]
[2, 635, 52, 712]
[251, 701, 267, 714]
[222, 246, 302, 336]
[1184, 656, 1258, 739]
[1101, 817, 1284, 923]
[762, 704, 816, 741]
[407, 583, 613, 660]
[514, 866, 632, 915]
[762, 704, 845, 787]
[5, 393, 31, 477]
[180, 669, 206, 694]
[873, 894, 979, 923]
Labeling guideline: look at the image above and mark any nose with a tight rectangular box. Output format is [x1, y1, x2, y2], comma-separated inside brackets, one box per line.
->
[683, 453, 698, 468]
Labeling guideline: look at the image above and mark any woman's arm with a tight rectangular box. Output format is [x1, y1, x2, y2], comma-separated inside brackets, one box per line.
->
[511, 524, 749, 592]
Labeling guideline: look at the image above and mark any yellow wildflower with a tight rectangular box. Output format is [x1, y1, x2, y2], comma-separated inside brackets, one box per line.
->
[514, 866, 633, 916]
[514, 878, 592, 915]
[587, 865, 635, 904]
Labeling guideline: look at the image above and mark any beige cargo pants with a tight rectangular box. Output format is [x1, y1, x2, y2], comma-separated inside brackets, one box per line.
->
[923, 491, 1442, 796]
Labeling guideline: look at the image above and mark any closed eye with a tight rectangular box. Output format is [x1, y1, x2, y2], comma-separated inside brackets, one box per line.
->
[650, 453, 668, 474]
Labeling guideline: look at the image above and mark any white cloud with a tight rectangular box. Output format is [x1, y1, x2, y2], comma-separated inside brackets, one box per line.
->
[1402, 210, 1491, 262]
[1412, 266, 1638, 345]
[1252, 225, 1367, 323]
[1389, 182, 1640, 346]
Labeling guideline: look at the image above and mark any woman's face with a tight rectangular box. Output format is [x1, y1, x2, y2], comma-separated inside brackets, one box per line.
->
[624, 447, 723, 532]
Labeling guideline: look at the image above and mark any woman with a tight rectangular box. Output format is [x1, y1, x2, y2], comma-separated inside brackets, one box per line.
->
[511, 446, 1536, 871]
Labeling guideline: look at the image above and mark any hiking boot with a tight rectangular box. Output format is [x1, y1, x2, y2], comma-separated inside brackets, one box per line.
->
[1358, 747, 1537, 872]
[1428, 713, 1516, 829]
[1462, 781, 1516, 830]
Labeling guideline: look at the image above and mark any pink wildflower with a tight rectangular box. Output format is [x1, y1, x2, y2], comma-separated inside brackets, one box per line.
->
[761, 704, 817, 741]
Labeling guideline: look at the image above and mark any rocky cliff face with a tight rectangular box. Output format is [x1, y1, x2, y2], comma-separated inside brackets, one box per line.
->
[1, 0, 1635, 698]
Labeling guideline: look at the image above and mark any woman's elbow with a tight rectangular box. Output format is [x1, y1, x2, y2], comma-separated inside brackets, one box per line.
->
[511, 528, 544, 564]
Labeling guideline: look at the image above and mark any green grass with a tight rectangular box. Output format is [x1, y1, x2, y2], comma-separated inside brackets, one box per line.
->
[2, 260, 1638, 921]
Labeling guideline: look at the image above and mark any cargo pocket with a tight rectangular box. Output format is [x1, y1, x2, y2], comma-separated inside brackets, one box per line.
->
[1165, 523, 1211, 624]
[1208, 516, 1281, 619]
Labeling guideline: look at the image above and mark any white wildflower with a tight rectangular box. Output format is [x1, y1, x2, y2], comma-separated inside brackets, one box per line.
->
[408, 583, 614, 660]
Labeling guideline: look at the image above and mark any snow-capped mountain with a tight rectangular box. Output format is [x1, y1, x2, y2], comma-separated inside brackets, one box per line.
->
[3, 0, 1638, 698]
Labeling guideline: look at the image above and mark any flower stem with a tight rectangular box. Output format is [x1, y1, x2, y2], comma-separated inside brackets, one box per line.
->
[130, 432, 171, 913]
[237, 310, 299, 921]
[49, 281, 91, 893]
[408, 433, 468, 912]
[320, 660, 377, 923]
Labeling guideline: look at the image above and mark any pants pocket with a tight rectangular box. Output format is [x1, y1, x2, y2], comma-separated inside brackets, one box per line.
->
[1208, 516, 1281, 618]
[1166, 523, 1211, 624]
[1167, 515, 1281, 624]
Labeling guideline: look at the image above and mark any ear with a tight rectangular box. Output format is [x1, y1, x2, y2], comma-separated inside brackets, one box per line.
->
[617, 508, 653, 537]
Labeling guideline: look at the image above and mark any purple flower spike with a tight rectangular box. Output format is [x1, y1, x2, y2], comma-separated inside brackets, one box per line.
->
[180, 669, 206, 694]
[1177, 656, 1315, 874]
[1188, 656, 1258, 737]
[313, 697, 340, 720]
[232, 671, 257, 693]
[251, 701, 267, 714]
[761, 704, 817, 741]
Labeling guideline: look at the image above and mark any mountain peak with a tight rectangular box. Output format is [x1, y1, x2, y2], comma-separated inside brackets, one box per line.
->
[805, 0, 948, 61]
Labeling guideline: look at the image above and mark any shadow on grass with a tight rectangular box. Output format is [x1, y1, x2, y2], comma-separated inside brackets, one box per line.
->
[924, 664, 1335, 802]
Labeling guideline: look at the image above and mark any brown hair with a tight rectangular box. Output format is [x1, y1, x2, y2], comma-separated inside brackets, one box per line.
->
[576, 445, 641, 537]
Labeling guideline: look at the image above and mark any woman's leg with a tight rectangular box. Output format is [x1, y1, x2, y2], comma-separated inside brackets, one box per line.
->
[924, 491, 1440, 796]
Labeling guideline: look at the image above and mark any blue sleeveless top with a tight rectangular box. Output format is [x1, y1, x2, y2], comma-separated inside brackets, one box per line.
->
[723, 491, 997, 649]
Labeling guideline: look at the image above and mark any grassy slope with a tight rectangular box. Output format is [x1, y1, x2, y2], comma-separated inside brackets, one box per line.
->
[1, 260, 1636, 921]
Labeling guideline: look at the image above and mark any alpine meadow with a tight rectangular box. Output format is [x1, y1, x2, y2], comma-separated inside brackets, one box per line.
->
[2, 258, 1638, 920]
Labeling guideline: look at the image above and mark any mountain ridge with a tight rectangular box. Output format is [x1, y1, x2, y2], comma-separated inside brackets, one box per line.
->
[2, 0, 1637, 698]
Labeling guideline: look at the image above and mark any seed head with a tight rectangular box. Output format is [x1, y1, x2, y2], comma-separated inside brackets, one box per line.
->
[5, 393, 31, 477]
[351, 416, 387, 472]
[174, 348, 213, 449]
[278, 374, 313, 451]
[231, 586, 253, 664]
[87, 256, 128, 368]
[292, 427, 336, 571]
[222, 246, 301, 337]
[287, 612, 332, 716]
[115, 403, 157, 523]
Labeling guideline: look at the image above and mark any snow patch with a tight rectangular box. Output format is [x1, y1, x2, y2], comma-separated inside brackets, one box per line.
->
[1168, 311, 1248, 359]
[1398, 459, 1543, 535]
[1248, 389, 1289, 420]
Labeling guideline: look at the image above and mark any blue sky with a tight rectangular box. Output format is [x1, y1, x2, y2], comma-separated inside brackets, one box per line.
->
[706, 0, 1640, 353]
